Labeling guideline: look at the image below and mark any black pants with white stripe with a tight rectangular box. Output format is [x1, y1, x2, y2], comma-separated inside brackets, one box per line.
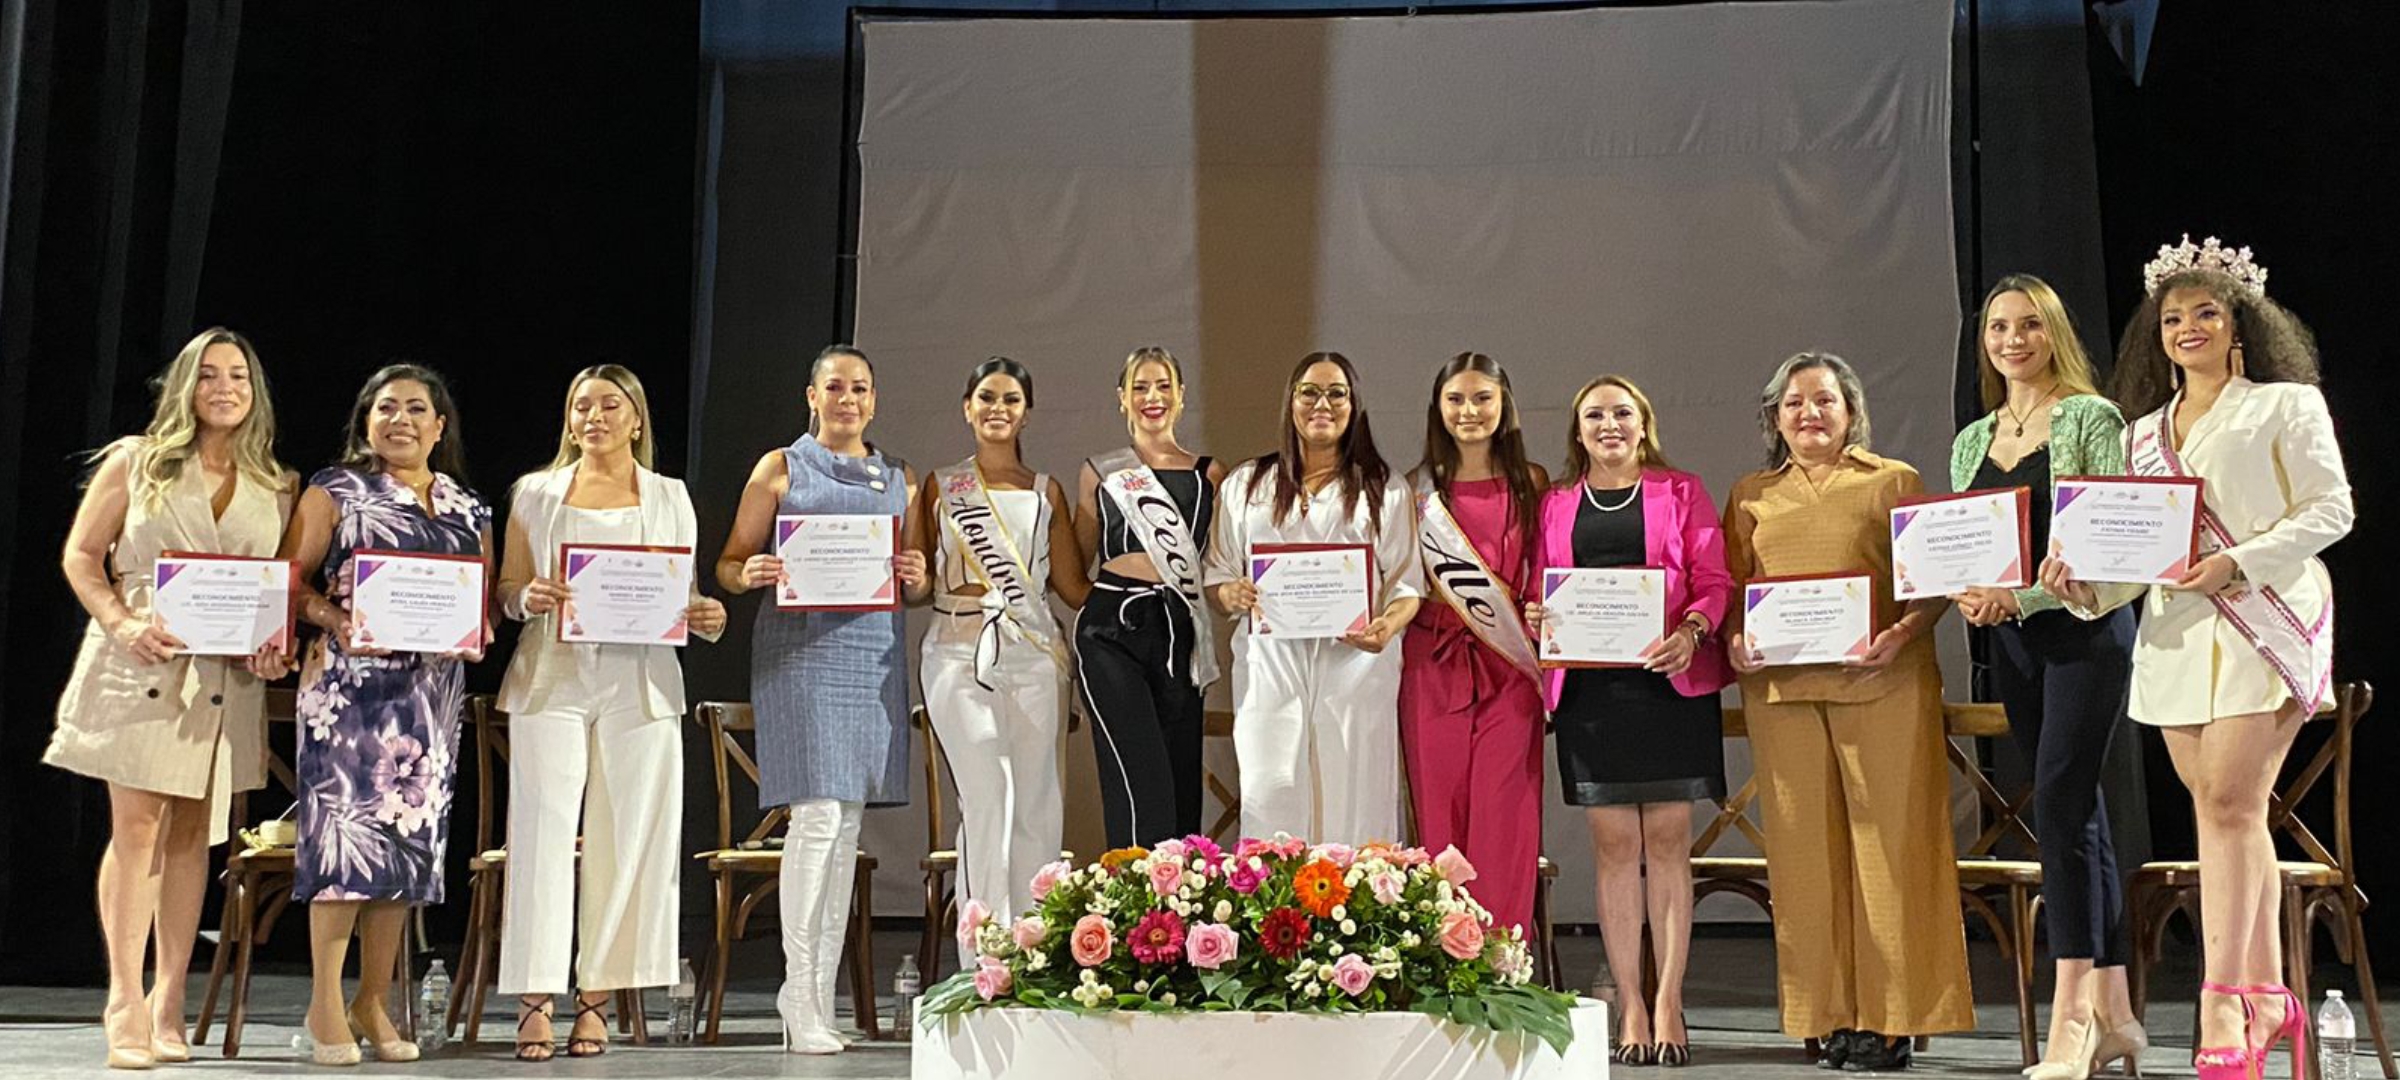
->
[1074, 572, 1206, 849]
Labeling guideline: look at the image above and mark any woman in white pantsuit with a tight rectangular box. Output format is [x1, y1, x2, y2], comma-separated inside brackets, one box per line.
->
[494, 366, 727, 1061]
[2048, 238, 2352, 1078]
[911, 357, 1087, 920]
[1204, 352, 1421, 843]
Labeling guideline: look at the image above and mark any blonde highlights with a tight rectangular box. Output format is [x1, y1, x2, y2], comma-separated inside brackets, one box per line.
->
[1976, 274, 2100, 411]
[1562, 374, 1670, 480]
[119, 328, 287, 507]
[545, 364, 656, 470]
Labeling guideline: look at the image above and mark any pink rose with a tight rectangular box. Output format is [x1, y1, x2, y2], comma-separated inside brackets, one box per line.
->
[1433, 845, 1478, 887]
[1369, 871, 1405, 906]
[1226, 858, 1270, 895]
[1011, 916, 1049, 952]
[957, 897, 991, 955]
[1312, 842, 1357, 869]
[1331, 953, 1375, 997]
[1184, 922, 1240, 970]
[1149, 859, 1185, 898]
[1070, 913, 1114, 967]
[1439, 911, 1485, 961]
[1030, 860, 1072, 902]
[1151, 838, 1189, 862]
[973, 957, 1013, 1001]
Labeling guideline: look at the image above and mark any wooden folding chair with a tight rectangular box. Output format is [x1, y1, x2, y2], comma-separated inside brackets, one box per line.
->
[446, 695, 647, 1045]
[688, 701, 879, 1044]
[915, 706, 960, 977]
[2129, 681, 2390, 1080]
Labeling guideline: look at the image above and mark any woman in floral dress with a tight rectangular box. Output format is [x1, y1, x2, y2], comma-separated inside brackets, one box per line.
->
[279, 364, 491, 1065]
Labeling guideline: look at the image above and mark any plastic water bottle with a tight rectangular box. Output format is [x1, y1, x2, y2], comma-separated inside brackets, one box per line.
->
[667, 959, 698, 1045]
[2319, 989, 2357, 1080]
[892, 953, 922, 1040]
[416, 960, 450, 1053]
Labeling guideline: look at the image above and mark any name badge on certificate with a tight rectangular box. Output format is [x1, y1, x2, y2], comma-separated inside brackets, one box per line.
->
[151, 552, 294, 656]
[1249, 542, 1374, 640]
[775, 514, 899, 610]
[1743, 573, 1872, 667]
[349, 550, 486, 654]
[558, 544, 693, 646]
[1539, 567, 1666, 668]
[1889, 487, 2032, 600]
[2049, 477, 2203, 584]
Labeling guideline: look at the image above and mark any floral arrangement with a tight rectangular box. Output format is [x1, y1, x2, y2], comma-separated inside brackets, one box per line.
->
[919, 834, 1578, 1052]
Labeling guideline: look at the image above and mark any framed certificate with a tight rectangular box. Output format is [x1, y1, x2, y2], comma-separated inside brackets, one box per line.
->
[1742, 573, 1873, 667]
[151, 552, 294, 656]
[1249, 542, 1374, 640]
[2049, 476, 2203, 584]
[349, 550, 487, 654]
[774, 514, 900, 610]
[1889, 487, 2032, 600]
[557, 544, 693, 646]
[1538, 567, 1666, 668]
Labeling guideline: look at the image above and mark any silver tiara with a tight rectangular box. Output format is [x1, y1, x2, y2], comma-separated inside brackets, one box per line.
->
[2142, 234, 2268, 298]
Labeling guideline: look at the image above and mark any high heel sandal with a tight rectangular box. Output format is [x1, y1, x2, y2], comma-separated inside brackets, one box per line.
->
[566, 997, 610, 1058]
[2091, 1017, 2147, 1078]
[2192, 980, 2288, 1080]
[2239, 984, 2306, 1072]
[514, 997, 557, 1063]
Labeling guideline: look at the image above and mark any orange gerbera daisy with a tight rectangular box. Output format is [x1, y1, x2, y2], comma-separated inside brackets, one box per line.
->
[1292, 859, 1352, 918]
[1099, 846, 1150, 872]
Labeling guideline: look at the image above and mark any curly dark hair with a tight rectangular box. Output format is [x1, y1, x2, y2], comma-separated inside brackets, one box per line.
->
[2110, 268, 2319, 418]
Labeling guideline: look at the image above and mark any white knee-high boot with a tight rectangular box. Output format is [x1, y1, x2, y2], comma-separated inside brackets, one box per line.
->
[815, 804, 865, 1037]
[778, 799, 847, 1054]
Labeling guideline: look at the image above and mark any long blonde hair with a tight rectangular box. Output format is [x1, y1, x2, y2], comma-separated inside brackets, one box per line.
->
[1563, 375, 1672, 479]
[545, 364, 656, 470]
[1976, 274, 2101, 411]
[115, 328, 287, 508]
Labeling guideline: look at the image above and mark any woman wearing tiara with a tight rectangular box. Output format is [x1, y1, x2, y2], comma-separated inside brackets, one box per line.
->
[2047, 237, 2352, 1080]
[911, 356, 1087, 921]
[1204, 351, 1422, 843]
[1074, 347, 1224, 849]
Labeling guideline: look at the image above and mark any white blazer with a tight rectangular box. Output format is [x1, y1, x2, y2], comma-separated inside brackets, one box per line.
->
[496, 461, 719, 718]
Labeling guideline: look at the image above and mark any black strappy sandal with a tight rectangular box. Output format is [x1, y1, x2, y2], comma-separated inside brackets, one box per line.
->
[565, 996, 609, 1058]
[515, 996, 556, 1062]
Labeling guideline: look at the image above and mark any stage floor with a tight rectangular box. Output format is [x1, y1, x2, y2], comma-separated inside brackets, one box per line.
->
[0, 931, 2367, 1078]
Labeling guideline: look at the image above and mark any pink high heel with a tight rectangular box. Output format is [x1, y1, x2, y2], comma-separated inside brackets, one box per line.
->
[2239, 984, 2307, 1074]
[2192, 981, 2308, 1080]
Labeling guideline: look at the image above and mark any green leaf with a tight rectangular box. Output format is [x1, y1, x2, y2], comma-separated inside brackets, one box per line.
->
[1448, 994, 1487, 1028]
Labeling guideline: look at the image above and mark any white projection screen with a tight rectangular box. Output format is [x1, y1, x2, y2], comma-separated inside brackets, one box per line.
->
[851, 0, 1960, 924]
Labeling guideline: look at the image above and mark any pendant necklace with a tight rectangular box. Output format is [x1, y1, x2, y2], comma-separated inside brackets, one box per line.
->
[2001, 384, 2060, 438]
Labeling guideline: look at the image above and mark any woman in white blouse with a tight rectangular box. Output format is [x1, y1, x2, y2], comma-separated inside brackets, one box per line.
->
[2046, 239, 2351, 1079]
[1204, 351, 1422, 843]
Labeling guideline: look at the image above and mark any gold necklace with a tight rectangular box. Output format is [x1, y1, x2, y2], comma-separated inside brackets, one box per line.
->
[2000, 384, 2059, 438]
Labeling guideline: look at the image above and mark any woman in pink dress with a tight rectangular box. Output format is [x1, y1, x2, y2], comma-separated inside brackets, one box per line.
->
[1399, 352, 1548, 937]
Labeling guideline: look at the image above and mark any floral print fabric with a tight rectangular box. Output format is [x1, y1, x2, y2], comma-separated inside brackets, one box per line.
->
[293, 467, 490, 904]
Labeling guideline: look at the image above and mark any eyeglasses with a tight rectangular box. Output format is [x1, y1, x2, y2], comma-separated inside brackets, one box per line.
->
[1293, 384, 1353, 407]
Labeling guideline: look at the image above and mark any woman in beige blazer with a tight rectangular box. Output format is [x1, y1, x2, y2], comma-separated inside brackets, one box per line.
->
[49, 329, 295, 1069]
[2048, 238, 2352, 1078]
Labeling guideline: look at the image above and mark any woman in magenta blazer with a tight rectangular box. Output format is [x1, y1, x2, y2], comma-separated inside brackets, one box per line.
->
[1524, 375, 1731, 1065]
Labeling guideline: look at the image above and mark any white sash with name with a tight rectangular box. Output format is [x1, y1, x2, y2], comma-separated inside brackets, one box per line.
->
[935, 461, 1067, 685]
[1413, 475, 1541, 681]
[2132, 399, 2331, 710]
[1093, 449, 1220, 691]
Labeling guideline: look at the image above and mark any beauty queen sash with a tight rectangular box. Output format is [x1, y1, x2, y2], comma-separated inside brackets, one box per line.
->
[934, 461, 1068, 686]
[1091, 449, 1220, 691]
[2132, 400, 2332, 709]
[1413, 475, 1541, 681]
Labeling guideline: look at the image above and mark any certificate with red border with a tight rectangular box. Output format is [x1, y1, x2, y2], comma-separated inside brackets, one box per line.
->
[557, 543, 693, 646]
[1742, 572, 1872, 667]
[152, 552, 295, 656]
[349, 549, 486, 654]
[1890, 486, 2032, 600]
[1249, 542, 1374, 639]
[1538, 566, 1666, 668]
[774, 514, 900, 611]
[2049, 476, 2204, 584]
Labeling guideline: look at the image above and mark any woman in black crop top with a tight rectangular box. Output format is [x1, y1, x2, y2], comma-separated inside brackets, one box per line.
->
[1071, 347, 1228, 848]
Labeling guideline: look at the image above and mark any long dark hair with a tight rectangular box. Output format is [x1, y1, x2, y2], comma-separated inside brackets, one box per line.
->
[1246, 351, 1390, 531]
[2109, 268, 2319, 418]
[962, 355, 1034, 460]
[339, 363, 469, 481]
[1418, 352, 1539, 559]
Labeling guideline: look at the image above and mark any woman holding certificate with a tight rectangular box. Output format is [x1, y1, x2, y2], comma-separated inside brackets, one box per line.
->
[2046, 238, 2351, 1079]
[492, 365, 728, 1060]
[280, 364, 492, 1065]
[1521, 375, 1729, 1066]
[1397, 352, 1547, 937]
[1073, 347, 1225, 849]
[714, 345, 926, 1055]
[1204, 351, 1422, 844]
[910, 356, 1088, 920]
[50, 329, 294, 1069]
[1721, 352, 1970, 1071]
[1949, 276, 2145, 1078]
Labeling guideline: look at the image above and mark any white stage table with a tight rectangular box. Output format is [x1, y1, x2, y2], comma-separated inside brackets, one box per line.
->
[912, 998, 1608, 1080]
